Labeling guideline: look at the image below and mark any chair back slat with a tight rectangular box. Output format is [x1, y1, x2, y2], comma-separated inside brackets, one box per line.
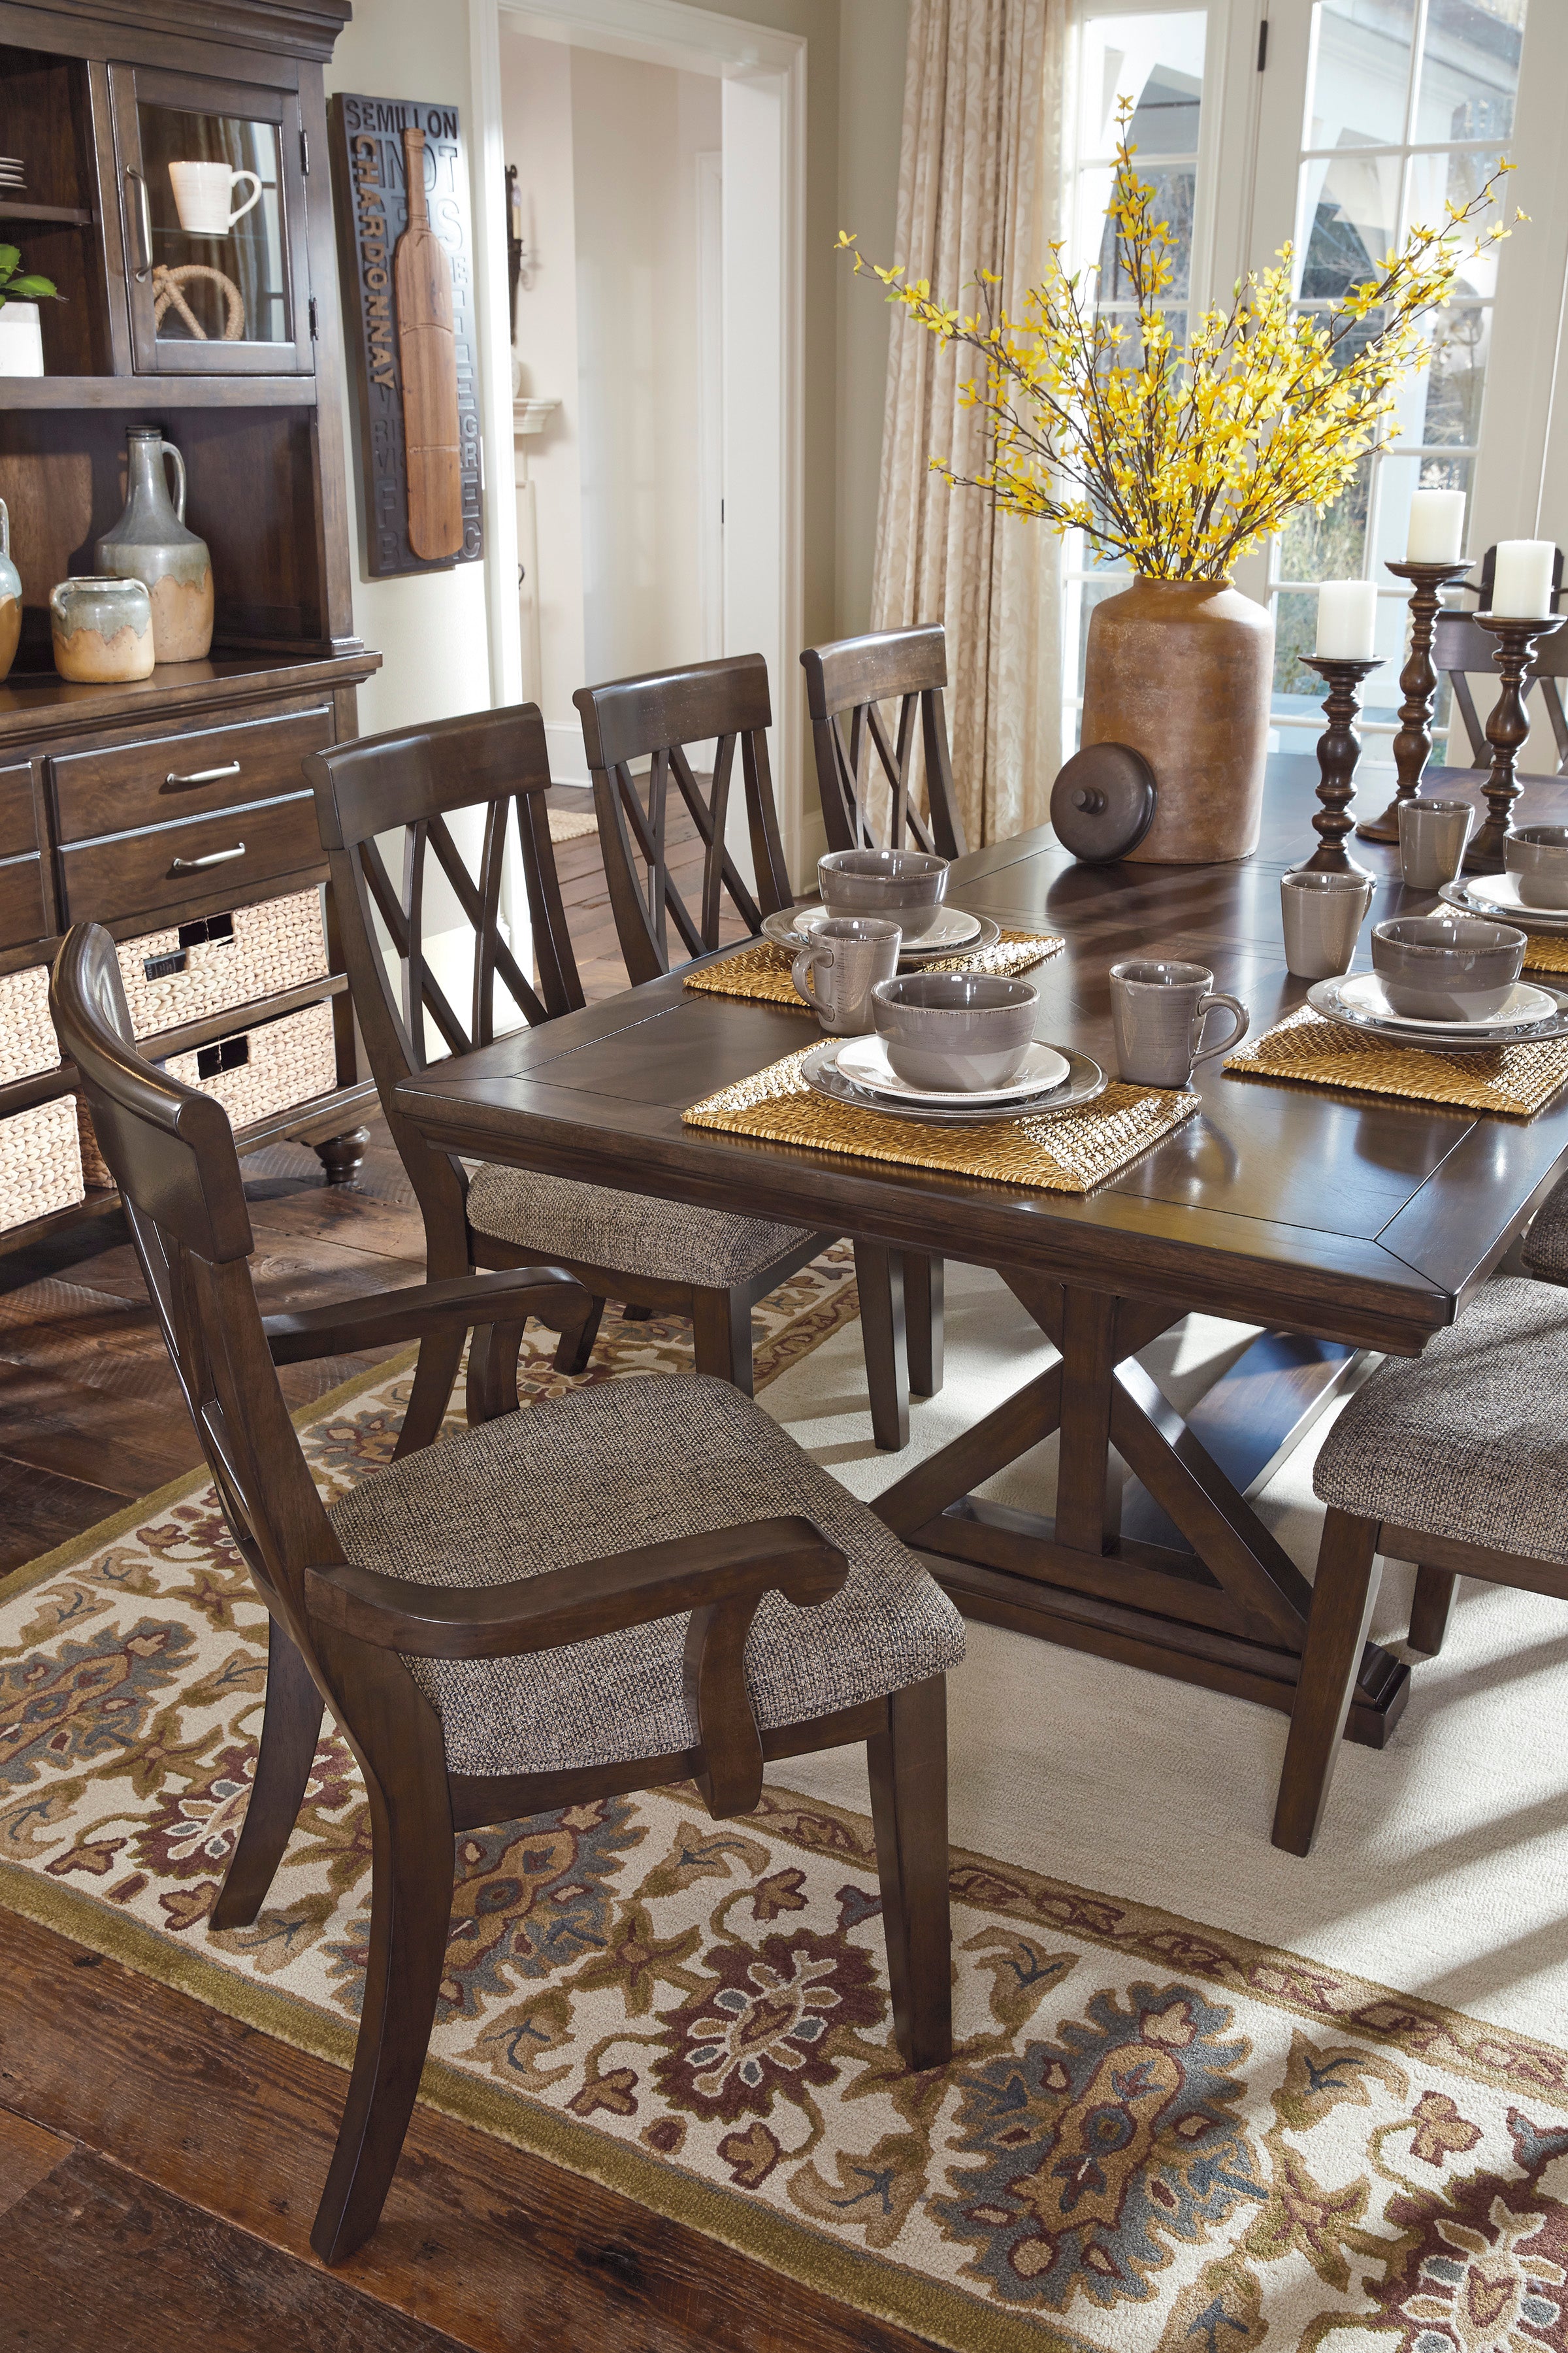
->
[50, 925, 346, 1641]
[1433, 554, 1568, 778]
[800, 625, 967, 859]
[574, 654, 792, 985]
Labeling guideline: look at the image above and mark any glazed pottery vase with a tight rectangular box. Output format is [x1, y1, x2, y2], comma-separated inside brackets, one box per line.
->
[0, 299, 44, 377]
[50, 576, 155, 683]
[94, 425, 214, 663]
[1079, 577, 1274, 864]
[0, 497, 20, 682]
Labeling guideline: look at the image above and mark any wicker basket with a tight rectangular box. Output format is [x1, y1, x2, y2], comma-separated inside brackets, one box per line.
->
[0, 963, 59, 1087]
[117, 889, 329, 1039]
[79, 998, 339, 1191]
[0, 1094, 86, 1234]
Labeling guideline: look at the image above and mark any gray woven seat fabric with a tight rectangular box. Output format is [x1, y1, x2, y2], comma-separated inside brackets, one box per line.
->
[329, 1373, 965, 1776]
[1314, 1277, 1568, 1563]
[466, 1160, 809, 1289]
[1524, 1172, 1568, 1282]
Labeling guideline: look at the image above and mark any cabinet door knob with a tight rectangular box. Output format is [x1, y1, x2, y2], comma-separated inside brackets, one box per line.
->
[171, 843, 246, 873]
[165, 761, 242, 788]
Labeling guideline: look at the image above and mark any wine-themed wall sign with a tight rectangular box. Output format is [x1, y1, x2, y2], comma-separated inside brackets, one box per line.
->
[327, 95, 484, 578]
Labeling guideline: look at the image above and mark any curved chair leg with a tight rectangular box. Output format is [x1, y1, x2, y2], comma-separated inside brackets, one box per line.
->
[310, 1726, 455, 2265]
[1272, 1507, 1382, 1857]
[394, 1325, 466, 1458]
[554, 1294, 606, 1374]
[210, 1617, 323, 1931]
[856, 1241, 910, 1452]
[868, 1675, 951, 2072]
[693, 1289, 755, 1395]
[903, 1251, 945, 1398]
[1407, 1565, 1457, 1657]
[621, 1301, 655, 1322]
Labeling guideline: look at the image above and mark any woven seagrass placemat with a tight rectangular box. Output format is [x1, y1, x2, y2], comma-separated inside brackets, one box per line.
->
[684, 928, 1064, 1012]
[682, 1044, 1199, 1194]
[1226, 1002, 1568, 1117]
[1522, 929, 1568, 976]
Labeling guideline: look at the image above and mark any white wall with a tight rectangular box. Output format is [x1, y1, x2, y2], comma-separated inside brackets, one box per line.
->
[325, 5, 492, 738]
[835, 0, 906, 634]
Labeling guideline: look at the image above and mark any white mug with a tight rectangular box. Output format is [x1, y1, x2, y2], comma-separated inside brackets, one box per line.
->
[167, 161, 263, 237]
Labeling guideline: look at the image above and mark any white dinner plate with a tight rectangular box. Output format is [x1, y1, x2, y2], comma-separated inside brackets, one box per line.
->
[761, 901, 987, 957]
[1439, 872, 1568, 929]
[834, 1033, 1070, 1108]
[1331, 970, 1560, 1033]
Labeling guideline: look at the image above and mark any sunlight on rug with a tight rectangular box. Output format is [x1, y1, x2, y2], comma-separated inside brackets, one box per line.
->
[4, 1247, 1568, 2351]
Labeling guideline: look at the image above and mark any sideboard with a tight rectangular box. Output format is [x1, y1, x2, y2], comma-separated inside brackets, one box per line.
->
[0, 0, 384, 1253]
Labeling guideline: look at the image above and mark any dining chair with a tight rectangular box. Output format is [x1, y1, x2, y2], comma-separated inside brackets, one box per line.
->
[50, 917, 962, 2267]
[574, 652, 943, 1446]
[1435, 543, 1568, 776]
[799, 624, 968, 860]
[306, 702, 859, 1450]
[1271, 1275, 1568, 1855]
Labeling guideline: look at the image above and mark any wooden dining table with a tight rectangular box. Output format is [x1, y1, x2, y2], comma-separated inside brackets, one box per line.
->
[393, 753, 1568, 1752]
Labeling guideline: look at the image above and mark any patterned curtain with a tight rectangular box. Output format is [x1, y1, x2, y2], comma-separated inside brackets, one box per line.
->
[872, 0, 1065, 846]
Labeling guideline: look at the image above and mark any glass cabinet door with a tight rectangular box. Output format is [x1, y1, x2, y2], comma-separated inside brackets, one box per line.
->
[110, 63, 312, 375]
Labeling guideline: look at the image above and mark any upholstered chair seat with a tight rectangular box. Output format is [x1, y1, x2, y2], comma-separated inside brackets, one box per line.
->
[331, 1372, 965, 1779]
[464, 1163, 807, 1291]
[1524, 1176, 1568, 1283]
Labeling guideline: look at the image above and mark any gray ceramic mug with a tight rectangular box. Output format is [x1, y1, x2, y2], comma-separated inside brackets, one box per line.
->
[1280, 870, 1373, 980]
[1397, 796, 1473, 890]
[1109, 958, 1249, 1087]
[792, 915, 902, 1034]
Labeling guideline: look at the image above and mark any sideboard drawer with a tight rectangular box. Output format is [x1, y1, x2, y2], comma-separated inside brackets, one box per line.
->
[59, 793, 325, 926]
[52, 704, 335, 846]
[0, 763, 35, 861]
[0, 853, 46, 948]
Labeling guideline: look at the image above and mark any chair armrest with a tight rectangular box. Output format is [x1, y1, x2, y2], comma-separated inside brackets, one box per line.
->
[263, 1266, 591, 1366]
[304, 1513, 845, 1658]
[306, 1514, 848, 1820]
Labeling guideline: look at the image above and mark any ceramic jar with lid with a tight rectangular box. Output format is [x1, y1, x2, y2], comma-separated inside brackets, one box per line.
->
[94, 425, 214, 663]
[50, 576, 155, 683]
[0, 497, 20, 683]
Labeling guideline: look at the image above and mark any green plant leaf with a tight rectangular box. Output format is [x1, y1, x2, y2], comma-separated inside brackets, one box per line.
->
[7, 274, 58, 299]
[0, 245, 20, 276]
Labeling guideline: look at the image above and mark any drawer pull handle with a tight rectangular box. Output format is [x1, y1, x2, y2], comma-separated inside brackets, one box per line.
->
[171, 843, 246, 873]
[165, 761, 241, 789]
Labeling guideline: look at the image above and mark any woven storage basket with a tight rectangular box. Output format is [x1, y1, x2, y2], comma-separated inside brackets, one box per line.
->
[0, 963, 59, 1087]
[0, 1094, 86, 1233]
[78, 999, 339, 1189]
[117, 889, 328, 1039]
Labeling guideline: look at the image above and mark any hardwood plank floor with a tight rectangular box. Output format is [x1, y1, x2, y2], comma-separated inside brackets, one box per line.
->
[0, 809, 923, 2352]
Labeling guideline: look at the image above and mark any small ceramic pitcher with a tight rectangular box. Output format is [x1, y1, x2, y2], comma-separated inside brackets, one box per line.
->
[51, 576, 155, 683]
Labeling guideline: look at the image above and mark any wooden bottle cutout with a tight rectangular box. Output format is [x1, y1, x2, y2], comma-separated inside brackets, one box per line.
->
[394, 125, 463, 561]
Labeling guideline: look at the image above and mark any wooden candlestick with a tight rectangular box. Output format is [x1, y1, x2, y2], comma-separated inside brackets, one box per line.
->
[1355, 558, 1471, 842]
[1463, 612, 1567, 872]
[1299, 655, 1380, 873]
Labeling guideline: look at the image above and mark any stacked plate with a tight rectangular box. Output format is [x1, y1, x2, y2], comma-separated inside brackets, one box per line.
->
[0, 158, 25, 193]
[762, 902, 1002, 966]
[800, 1034, 1107, 1126]
[1308, 970, 1568, 1051]
[1439, 873, 1568, 932]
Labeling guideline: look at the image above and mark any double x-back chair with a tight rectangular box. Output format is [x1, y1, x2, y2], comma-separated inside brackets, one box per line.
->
[306, 672, 928, 1455]
[51, 920, 962, 2263]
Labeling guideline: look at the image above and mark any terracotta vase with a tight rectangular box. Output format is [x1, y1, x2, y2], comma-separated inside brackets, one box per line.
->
[95, 426, 214, 664]
[1079, 577, 1274, 864]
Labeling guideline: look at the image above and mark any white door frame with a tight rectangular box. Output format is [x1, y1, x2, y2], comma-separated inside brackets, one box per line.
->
[468, 0, 808, 870]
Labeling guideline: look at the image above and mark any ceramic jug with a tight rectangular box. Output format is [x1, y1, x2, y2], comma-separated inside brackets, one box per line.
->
[0, 497, 20, 683]
[94, 425, 214, 663]
[51, 576, 155, 683]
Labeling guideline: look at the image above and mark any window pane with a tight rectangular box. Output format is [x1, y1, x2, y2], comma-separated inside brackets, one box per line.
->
[1414, 0, 1526, 144]
[137, 103, 289, 345]
[1273, 590, 1326, 702]
[1095, 165, 1197, 298]
[1073, 574, 1135, 697]
[1419, 304, 1491, 446]
[1076, 13, 1207, 158]
[1307, 0, 1416, 150]
[1279, 454, 1372, 583]
[1370, 451, 1474, 576]
[1298, 152, 1402, 299]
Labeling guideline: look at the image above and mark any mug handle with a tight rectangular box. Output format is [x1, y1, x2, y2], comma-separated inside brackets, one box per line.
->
[159, 438, 187, 525]
[791, 944, 832, 1015]
[1192, 991, 1249, 1066]
[227, 171, 263, 229]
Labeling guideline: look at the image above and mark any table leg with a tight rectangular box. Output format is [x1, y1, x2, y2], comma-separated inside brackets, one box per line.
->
[875, 1276, 1408, 1747]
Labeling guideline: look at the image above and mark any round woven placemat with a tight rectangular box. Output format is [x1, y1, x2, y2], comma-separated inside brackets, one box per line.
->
[1226, 1002, 1568, 1117]
[683, 1044, 1198, 1194]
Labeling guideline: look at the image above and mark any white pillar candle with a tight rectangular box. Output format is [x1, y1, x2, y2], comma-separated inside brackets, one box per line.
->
[1315, 580, 1379, 659]
[1405, 487, 1466, 565]
[1492, 538, 1556, 618]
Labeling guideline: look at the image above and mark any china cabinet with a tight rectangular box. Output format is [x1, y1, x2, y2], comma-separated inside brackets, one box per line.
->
[0, 0, 380, 1251]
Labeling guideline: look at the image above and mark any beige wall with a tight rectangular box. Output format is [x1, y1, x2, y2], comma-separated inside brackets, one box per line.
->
[325, 0, 909, 731]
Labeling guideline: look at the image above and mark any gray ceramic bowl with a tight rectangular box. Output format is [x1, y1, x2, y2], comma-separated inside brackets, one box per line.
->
[819, 847, 948, 942]
[1369, 913, 1526, 1021]
[1505, 825, 1568, 910]
[870, 971, 1038, 1091]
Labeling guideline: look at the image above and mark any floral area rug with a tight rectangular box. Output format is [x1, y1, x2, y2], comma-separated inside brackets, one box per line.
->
[5, 1252, 1568, 2351]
